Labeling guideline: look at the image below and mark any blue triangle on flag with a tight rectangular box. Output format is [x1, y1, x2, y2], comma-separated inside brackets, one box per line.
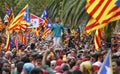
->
[116, 0, 120, 7]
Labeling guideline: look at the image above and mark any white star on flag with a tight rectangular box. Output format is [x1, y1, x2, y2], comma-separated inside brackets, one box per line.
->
[105, 66, 112, 74]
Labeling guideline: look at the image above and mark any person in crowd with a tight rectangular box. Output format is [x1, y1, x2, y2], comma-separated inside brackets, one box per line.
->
[30, 68, 43, 74]
[52, 17, 64, 47]
[36, 54, 43, 68]
[2, 68, 11, 74]
[80, 61, 93, 74]
[112, 59, 120, 74]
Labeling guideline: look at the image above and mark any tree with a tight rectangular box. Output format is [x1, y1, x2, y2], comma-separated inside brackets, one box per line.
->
[48, 0, 120, 45]
[0, 0, 51, 18]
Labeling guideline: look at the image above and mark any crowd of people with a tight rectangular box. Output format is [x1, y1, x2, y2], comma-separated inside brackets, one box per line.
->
[0, 17, 120, 74]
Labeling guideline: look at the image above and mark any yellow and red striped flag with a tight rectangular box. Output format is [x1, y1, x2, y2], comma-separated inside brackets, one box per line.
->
[6, 31, 10, 51]
[35, 27, 41, 36]
[41, 7, 52, 39]
[5, 3, 14, 26]
[85, 0, 120, 33]
[94, 29, 102, 50]
[9, 4, 28, 32]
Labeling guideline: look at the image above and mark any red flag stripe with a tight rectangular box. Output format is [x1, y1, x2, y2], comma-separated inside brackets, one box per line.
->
[96, 0, 112, 21]
[6, 40, 10, 51]
[89, 0, 104, 16]
[108, 6, 119, 14]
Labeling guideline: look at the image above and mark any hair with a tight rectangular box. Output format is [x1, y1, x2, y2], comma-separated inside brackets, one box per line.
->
[21, 56, 30, 63]
[2, 68, 11, 74]
[113, 59, 120, 66]
[73, 70, 82, 74]
[31, 43, 35, 50]
[17, 61, 24, 74]
[63, 70, 72, 74]
[30, 68, 43, 74]
[46, 60, 51, 67]
[36, 54, 43, 60]
[61, 63, 70, 71]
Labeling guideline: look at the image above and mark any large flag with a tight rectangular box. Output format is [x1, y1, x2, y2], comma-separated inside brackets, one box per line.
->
[98, 50, 113, 74]
[85, 0, 120, 33]
[9, 4, 28, 32]
[20, 5, 30, 31]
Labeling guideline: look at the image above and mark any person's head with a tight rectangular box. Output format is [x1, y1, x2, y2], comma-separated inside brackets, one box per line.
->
[61, 63, 70, 72]
[112, 59, 120, 73]
[36, 54, 43, 68]
[63, 70, 72, 74]
[21, 56, 31, 63]
[2, 68, 11, 74]
[73, 70, 82, 74]
[2, 60, 10, 71]
[23, 63, 34, 74]
[55, 17, 60, 23]
[30, 68, 43, 74]
[31, 43, 35, 50]
[17, 61, 24, 74]
[29, 53, 37, 62]
[50, 60, 56, 69]
[80, 61, 92, 74]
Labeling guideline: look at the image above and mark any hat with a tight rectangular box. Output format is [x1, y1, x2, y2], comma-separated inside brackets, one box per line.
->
[56, 59, 63, 66]
[80, 61, 92, 74]
[72, 66, 80, 70]
[23, 63, 34, 73]
[54, 66, 63, 73]
[43, 70, 49, 74]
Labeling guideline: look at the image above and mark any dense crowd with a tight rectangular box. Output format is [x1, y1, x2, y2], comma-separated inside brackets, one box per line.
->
[0, 17, 120, 74]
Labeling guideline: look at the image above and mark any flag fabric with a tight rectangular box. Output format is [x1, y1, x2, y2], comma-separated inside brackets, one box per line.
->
[85, 0, 120, 33]
[35, 27, 41, 36]
[22, 33, 27, 45]
[86, 0, 117, 24]
[41, 7, 52, 39]
[94, 29, 102, 50]
[15, 35, 19, 50]
[28, 14, 43, 28]
[46, 20, 52, 29]
[42, 20, 52, 39]
[40, 7, 48, 19]
[20, 5, 30, 31]
[9, 4, 28, 32]
[98, 50, 113, 74]
[116, 0, 120, 7]
[30, 14, 43, 23]
[6, 31, 10, 51]
[4, 3, 14, 27]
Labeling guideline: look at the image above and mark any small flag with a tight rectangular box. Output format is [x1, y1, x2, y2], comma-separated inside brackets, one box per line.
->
[41, 7, 51, 39]
[41, 7, 48, 19]
[98, 50, 113, 74]
[15, 35, 18, 50]
[28, 14, 43, 28]
[94, 29, 102, 50]
[46, 20, 52, 29]
[6, 31, 10, 51]
[4, 3, 14, 26]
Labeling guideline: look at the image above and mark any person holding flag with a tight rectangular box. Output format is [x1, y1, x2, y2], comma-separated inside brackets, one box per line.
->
[52, 17, 64, 47]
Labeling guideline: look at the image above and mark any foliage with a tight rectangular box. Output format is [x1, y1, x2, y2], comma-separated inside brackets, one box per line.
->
[48, 0, 90, 28]
[0, 0, 51, 18]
